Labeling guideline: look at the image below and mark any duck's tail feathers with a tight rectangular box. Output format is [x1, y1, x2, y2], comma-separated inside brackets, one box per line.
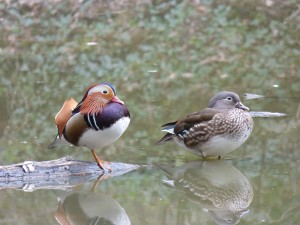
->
[48, 135, 61, 149]
[154, 133, 174, 146]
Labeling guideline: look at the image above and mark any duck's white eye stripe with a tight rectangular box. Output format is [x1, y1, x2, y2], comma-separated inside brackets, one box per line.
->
[88, 86, 107, 95]
[87, 85, 112, 96]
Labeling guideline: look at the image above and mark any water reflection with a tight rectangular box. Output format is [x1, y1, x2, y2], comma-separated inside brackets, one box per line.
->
[159, 160, 253, 225]
[55, 190, 130, 225]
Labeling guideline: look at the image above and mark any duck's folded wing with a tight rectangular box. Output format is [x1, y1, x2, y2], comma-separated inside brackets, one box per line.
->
[174, 108, 221, 146]
[155, 108, 220, 146]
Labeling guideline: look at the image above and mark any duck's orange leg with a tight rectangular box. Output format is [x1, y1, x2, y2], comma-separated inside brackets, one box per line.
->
[91, 149, 112, 172]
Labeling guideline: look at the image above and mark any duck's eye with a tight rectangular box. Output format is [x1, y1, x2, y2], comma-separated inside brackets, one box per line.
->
[103, 90, 108, 94]
[226, 97, 232, 101]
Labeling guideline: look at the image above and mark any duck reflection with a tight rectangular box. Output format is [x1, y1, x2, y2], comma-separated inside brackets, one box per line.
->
[160, 160, 253, 225]
[55, 191, 130, 225]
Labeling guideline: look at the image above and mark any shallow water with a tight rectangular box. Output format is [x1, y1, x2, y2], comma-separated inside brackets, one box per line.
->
[0, 1, 300, 224]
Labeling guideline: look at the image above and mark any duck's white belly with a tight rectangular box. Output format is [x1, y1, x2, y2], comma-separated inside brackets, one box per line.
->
[78, 117, 130, 150]
[200, 135, 244, 157]
[174, 135, 241, 157]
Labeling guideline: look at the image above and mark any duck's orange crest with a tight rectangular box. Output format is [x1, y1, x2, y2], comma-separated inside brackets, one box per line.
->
[80, 93, 106, 115]
[55, 98, 78, 138]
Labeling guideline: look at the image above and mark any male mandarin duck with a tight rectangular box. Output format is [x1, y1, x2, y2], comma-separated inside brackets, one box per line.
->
[48, 82, 130, 171]
[156, 91, 253, 158]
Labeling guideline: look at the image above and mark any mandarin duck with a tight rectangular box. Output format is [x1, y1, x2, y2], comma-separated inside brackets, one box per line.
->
[156, 91, 253, 158]
[48, 82, 130, 171]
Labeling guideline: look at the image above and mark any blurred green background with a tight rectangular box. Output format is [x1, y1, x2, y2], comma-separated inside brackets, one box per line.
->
[0, 0, 299, 224]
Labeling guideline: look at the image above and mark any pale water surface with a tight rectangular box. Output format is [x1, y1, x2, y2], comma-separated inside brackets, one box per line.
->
[0, 1, 300, 224]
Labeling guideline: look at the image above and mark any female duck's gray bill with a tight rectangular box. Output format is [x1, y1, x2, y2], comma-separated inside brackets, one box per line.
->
[235, 102, 249, 111]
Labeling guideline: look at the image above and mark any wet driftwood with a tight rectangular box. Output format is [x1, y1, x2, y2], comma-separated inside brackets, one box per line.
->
[0, 157, 140, 191]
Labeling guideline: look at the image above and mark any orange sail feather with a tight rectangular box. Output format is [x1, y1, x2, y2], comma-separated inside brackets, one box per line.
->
[55, 98, 78, 138]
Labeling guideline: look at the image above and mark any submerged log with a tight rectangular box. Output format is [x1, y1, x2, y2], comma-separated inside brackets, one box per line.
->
[0, 157, 140, 191]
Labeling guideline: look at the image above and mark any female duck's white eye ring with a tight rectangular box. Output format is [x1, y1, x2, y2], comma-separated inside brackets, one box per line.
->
[226, 97, 232, 101]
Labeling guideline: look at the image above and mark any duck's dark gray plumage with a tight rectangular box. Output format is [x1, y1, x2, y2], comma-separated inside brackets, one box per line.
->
[156, 91, 253, 157]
